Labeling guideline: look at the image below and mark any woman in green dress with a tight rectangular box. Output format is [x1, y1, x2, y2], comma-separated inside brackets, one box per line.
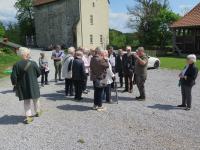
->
[11, 47, 42, 124]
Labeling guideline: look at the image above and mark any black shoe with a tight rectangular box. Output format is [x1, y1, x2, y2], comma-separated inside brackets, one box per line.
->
[136, 96, 145, 101]
[55, 79, 58, 83]
[70, 93, 74, 96]
[185, 107, 191, 111]
[59, 79, 64, 81]
[177, 104, 186, 108]
[75, 97, 83, 101]
[45, 82, 49, 85]
[122, 90, 128, 93]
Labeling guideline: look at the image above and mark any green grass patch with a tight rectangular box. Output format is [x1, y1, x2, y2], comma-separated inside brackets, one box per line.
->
[0, 54, 20, 78]
[159, 57, 200, 70]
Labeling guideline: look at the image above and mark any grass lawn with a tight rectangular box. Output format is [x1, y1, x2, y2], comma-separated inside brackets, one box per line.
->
[0, 54, 20, 78]
[159, 57, 200, 70]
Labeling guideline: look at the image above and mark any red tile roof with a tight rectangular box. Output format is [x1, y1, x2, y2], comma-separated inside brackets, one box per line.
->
[171, 2, 200, 28]
[33, 0, 57, 6]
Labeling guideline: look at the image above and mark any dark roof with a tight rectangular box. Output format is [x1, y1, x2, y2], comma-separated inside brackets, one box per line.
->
[33, 0, 57, 6]
[33, 0, 110, 6]
[0, 38, 21, 49]
[171, 2, 200, 28]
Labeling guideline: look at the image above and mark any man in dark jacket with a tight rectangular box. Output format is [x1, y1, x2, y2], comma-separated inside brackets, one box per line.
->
[72, 51, 86, 100]
[90, 47, 109, 111]
[116, 49, 124, 88]
[11, 47, 41, 124]
[122, 46, 135, 93]
[178, 54, 198, 111]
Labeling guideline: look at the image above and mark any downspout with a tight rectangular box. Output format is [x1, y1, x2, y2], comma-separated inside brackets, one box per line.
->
[79, 0, 83, 47]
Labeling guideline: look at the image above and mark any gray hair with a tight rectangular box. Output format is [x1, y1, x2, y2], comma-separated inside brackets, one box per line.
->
[95, 47, 104, 55]
[68, 47, 75, 55]
[18, 47, 31, 57]
[187, 54, 197, 63]
[137, 47, 145, 51]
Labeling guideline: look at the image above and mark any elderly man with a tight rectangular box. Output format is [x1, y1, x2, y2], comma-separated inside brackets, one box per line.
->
[90, 47, 109, 111]
[122, 46, 135, 93]
[178, 54, 198, 111]
[11, 47, 41, 124]
[62, 47, 75, 96]
[108, 46, 116, 88]
[51, 45, 64, 82]
[134, 47, 148, 100]
[116, 49, 124, 88]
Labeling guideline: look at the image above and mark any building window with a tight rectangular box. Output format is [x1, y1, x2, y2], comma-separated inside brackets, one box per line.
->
[100, 35, 103, 44]
[92, 2, 95, 7]
[90, 35, 93, 44]
[90, 15, 94, 25]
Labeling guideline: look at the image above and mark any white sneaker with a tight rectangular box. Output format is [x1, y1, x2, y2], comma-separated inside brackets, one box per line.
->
[97, 106, 106, 112]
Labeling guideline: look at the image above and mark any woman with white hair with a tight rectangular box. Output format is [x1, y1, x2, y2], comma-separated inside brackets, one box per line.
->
[178, 54, 198, 111]
[11, 47, 41, 124]
[62, 47, 75, 96]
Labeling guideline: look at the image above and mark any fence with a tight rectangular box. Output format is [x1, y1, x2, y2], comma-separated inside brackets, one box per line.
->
[145, 50, 167, 57]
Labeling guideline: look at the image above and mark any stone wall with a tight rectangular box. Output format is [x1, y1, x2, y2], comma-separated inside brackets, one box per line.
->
[34, 0, 80, 48]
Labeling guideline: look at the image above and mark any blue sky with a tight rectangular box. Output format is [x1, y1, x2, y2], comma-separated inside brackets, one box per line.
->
[0, 0, 199, 33]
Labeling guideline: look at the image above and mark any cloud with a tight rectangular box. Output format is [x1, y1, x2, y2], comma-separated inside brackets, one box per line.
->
[0, 0, 17, 24]
[109, 11, 133, 33]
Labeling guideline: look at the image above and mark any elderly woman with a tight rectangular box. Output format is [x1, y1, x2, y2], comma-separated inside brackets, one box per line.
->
[11, 47, 41, 124]
[178, 54, 198, 111]
[62, 47, 75, 96]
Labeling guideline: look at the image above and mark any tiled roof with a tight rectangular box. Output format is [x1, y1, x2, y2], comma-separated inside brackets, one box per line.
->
[171, 2, 200, 28]
[0, 38, 21, 49]
[33, 0, 57, 6]
[33, 0, 110, 6]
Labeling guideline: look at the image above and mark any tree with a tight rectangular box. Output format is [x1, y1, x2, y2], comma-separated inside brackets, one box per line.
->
[0, 22, 5, 38]
[5, 23, 21, 44]
[128, 0, 180, 49]
[15, 0, 35, 44]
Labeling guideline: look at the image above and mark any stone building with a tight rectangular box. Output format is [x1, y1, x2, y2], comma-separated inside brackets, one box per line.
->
[33, 0, 109, 49]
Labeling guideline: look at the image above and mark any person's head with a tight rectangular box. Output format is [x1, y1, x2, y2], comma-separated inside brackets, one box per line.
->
[108, 46, 114, 54]
[40, 53, 45, 58]
[118, 49, 123, 56]
[68, 47, 75, 56]
[18, 47, 31, 60]
[126, 46, 132, 53]
[55, 45, 61, 51]
[104, 50, 109, 59]
[187, 54, 196, 64]
[83, 48, 90, 56]
[137, 47, 145, 57]
[90, 49, 96, 56]
[95, 47, 104, 58]
[75, 50, 83, 59]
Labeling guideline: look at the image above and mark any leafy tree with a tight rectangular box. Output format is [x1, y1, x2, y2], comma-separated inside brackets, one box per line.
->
[15, 0, 35, 44]
[0, 22, 5, 38]
[5, 23, 21, 44]
[128, 0, 180, 49]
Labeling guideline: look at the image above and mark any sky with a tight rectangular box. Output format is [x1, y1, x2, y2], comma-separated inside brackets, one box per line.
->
[0, 0, 199, 33]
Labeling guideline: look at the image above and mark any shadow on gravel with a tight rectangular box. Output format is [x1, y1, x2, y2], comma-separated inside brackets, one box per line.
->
[0, 115, 24, 125]
[41, 93, 66, 101]
[57, 104, 92, 111]
[0, 90, 14, 94]
[148, 104, 181, 111]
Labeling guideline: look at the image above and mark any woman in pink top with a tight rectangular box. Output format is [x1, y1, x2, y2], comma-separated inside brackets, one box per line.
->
[82, 48, 91, 94]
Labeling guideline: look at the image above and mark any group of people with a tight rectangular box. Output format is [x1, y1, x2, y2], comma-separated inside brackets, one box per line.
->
[10, 45, 198, 124]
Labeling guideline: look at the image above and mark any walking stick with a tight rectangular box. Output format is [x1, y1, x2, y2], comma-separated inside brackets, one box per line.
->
[114, 81, 119, 104]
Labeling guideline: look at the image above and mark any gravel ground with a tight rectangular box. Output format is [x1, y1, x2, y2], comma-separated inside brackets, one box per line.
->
[0, 49, 200, 150]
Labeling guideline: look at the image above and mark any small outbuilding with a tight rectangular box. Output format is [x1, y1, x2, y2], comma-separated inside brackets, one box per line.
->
[171, 2, 200, 54]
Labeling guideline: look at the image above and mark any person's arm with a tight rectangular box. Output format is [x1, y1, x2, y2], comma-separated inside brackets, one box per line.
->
[11, 64, 18, 86]
[34, 62, 41, 78]
[134, 54, 148, 66]
[185, 67, 198, 81]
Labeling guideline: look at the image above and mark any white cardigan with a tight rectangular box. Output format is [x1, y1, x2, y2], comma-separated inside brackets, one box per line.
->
[62, 54, 74, 79]
[101, 61, 115, 85]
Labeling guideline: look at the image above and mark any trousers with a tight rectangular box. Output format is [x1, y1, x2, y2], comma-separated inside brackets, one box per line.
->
[24, 99, 41, 117]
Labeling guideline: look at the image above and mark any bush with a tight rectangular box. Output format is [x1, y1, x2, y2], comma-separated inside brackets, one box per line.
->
[0, 47, 14, 55]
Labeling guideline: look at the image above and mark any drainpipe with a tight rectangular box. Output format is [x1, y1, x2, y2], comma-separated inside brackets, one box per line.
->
[79, 0, 83, 47]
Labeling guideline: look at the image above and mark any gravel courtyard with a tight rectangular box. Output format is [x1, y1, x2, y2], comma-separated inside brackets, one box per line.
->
[0, 49, 200, 150]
